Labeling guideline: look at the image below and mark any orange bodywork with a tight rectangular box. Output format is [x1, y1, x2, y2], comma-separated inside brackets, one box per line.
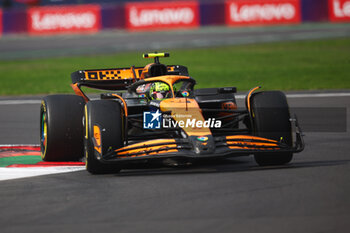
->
[93, 125, 102, 154]
[114, 139, 178, 157]
[141, 75, 210, 137]
[71, 83, 89, 102]
[225, 135, 280, 150]
[111, 94, 128, 117]
[160, 98, 211, 137]
[144, 75, 191, 87]
[84, 67, 143, 81]
[246, 86, 261, 113]
[115, 139, 176, 152]
[226, 135, 277, 143]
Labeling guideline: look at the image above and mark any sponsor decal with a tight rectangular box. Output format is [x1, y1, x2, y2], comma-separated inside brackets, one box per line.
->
[181, 91, 190, 97]
[329, 0, 350, 22]
[27, 5, 101, 35]
[197, 136, 208, 142]
[126, 1, 199, 30]
[225, 0, 301, 26]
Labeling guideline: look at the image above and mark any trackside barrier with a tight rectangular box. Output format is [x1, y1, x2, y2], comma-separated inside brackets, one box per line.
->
[328, 0, 350, 22]
[40, 0, 120, 5]
[200, 1, 226, 26]
[101, 4, 125, 29]
[2, 8, 27, 34]
[301, 0, 329, 21]
[27, 4, 101, 35]
[125, 1, 200, 31]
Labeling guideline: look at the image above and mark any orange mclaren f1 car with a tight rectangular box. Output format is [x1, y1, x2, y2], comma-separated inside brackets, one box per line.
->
[40, 53, 304, 174]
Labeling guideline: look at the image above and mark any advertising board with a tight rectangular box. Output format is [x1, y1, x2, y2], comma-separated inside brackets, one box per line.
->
[125, 1, 199, 30]
[226, 0, 301, 26]
[27, 5, 101, 35]
[328, 0, 350, 22]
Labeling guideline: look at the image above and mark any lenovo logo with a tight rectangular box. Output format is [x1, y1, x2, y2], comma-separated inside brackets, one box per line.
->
[28, 5, 101, 35]
[129, 7, 195, 27]
[126, 2, 199, 30]
[31, 12, 97, 30]
[226, 0, 301, 26]
[331, 0, 350, 18]
[230, 3, 295, 22]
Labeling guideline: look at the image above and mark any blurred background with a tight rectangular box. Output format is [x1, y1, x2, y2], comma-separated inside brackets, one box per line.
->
[0, 0, 343, 35]
[0, 0, 349, 95]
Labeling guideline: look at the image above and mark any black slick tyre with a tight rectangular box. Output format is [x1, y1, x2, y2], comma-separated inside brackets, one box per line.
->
[250, 91, 293, 166]
[84, 100, 124, 174]
[40, 95, 85, 161]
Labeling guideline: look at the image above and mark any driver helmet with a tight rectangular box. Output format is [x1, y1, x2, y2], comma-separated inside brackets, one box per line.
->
[149, 82, 170, 100]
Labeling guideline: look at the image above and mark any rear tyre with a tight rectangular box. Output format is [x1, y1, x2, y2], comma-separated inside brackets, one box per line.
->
[40, 95, 85, 161]
[250, 91, 293, 166]
[85, 100, 124, 174]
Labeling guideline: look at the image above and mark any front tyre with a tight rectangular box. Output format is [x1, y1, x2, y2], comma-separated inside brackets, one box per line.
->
[85, 100, 124, 174]
[250, 91, 293, 166]
[40, 95, 85, 161]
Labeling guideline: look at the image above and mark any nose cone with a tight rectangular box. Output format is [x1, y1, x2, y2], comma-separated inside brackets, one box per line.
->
[160, 98, 212, 136]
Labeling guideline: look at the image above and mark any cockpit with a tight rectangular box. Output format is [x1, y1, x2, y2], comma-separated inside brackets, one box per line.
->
[132, 76, 195, 101]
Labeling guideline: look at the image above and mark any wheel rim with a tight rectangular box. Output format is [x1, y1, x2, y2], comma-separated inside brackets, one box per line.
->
[40, 110, 47, 158]
[84, 105, 88, 168]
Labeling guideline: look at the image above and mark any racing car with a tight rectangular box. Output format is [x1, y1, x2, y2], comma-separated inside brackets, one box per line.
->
[40, 52, 304, 174]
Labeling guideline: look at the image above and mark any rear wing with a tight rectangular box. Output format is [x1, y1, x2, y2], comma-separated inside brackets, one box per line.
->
[71, 66, 142, 91]
[71, 65, 189, 91]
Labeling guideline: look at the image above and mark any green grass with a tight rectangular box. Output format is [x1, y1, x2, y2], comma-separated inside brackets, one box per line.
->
[0, 38, 349, 95]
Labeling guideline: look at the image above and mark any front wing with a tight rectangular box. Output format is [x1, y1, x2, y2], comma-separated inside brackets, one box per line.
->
[98, 131, 304, 164]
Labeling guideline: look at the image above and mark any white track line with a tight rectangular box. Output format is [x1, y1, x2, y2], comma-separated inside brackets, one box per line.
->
[0, 144, 39, 147]
[0, 92, 349, 105]
[0, 100, 42, 105]
[0, 167, 85, 181]
[286, 93, 350, 98]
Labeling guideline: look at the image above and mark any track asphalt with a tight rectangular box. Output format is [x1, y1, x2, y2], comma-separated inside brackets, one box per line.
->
[0, 93, 349, 233]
